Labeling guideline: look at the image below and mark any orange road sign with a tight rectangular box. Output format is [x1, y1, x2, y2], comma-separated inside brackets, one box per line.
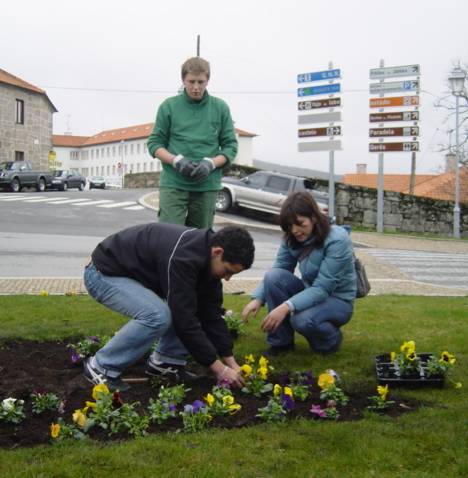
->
[369, 96, 419, 108]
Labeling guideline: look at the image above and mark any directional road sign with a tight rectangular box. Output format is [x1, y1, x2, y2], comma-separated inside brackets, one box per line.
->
[369, 127, 419, 137]
[369, 142, 419, 152]
[298, 98, 341, 110]
[298, 83, 341, 97]
[299, 126, 342, 138]
[298, 111, 342, 125]
[370, 96, 419, 108]
[370, 64, 420, 79]
[369, 111, 419, 122]
[297, 69, 341, 83]
[369, 80, 420, 94]
[298, 140, 342, 152]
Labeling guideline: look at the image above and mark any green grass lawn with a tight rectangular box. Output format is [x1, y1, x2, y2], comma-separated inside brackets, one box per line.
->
[0, 294, 467, 478]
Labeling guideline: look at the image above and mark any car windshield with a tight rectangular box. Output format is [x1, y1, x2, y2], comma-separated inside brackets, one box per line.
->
[93, 177, 104, 180]
[53, 170, 66, 177]
[0, 162, 15, 171]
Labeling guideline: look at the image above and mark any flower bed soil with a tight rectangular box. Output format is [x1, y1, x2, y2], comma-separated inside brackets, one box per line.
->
[0, 340, 420, 449]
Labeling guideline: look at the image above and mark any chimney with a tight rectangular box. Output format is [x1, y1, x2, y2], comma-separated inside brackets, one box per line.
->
[445, 152, 456, 173]
[356, 163, 367, 174]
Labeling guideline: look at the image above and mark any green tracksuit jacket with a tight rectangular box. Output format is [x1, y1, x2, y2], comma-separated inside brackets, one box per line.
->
[147, 89, 238, 192]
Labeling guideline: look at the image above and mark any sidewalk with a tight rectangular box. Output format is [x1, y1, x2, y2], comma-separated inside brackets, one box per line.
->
[1, 191, 466, 296]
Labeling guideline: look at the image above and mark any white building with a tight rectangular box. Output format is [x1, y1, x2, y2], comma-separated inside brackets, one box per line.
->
[52, 122, 256, 184]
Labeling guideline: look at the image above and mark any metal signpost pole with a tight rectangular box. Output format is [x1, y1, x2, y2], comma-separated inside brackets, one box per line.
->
[328, 62, 335, 221]
[377, 59, 385, 233]
[454, 94, 460, 238]
[120, 140, 125, 189]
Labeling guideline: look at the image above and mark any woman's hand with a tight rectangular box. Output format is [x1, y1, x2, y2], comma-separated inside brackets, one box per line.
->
[261, 303, 291, 333]
[242, 299, 263, 323]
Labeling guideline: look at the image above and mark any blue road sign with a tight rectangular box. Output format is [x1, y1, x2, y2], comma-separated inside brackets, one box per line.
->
[297, 83, 341, 97]
[297, 69, 341, 83]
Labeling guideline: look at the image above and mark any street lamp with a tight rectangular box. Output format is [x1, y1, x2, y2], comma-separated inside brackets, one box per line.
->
[448, 66, 466, 239]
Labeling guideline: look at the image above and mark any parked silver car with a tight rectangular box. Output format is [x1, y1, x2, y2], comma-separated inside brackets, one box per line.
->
[216, 171, 329, 215]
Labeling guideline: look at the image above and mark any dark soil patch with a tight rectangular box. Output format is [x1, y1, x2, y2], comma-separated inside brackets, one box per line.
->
[0, 340, 420, 449]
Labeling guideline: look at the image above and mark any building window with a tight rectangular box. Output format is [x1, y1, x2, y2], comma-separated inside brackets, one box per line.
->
[143, 162, 147, 172]
[96, 149, 99, 159]
[15, 151, 25, 161]
[112, 165, 116, 175]
[101, 166, 105, 175]
[144, 143, 147, 153]
[150, 162, 154, 171]
[137, 143, 141, 154]
[136, 163, 140, 172]
[106, 166, 110, 175]
[112, 146, 116, 157]
[107, 147, 110, 157]
[124, 145, 128, 155]
[15, 99, 24, 124]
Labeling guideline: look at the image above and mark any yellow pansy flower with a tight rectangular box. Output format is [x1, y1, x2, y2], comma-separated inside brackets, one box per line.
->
[222, 395, 234, 406]
[257, 366, 268, 380]
[258, 356, 269, 369]
[273, 384, 282, 397]
[406, 351, 417, 362]
[50, 423, 60, 439]
[85, 401, 97, 410]
[92, 383, 110, 400]
[283, 387, 293, 398]
[244, 354, 255, 364]
[377, 384, 389, 401]
[39, 290, 49, 297]
[454, 382, 462, 389]
[228, 403, 241, 415]
[73, 409, 86, 428]
[440, 351, 456, 365]
[400, 340, 415, 355]
[390, 351, 396, 362]
[318, 373, 335, 390]
[240, 364, 253, 377]
[204, 393, 215, 407]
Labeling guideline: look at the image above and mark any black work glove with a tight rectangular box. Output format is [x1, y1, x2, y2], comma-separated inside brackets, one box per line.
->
[190, 157, 215, 182]
[173, 155, 196, 178]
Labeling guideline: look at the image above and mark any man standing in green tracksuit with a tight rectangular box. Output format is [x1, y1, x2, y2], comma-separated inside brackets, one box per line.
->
[147, 57, 238, 228]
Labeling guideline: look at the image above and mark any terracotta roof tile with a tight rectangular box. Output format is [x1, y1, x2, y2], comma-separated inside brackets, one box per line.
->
[342, 174, 435, 192]
[53, 122, 256, 147]
[0, 68, 58, 112]
[52, 135, 90, 147]
[342, 170, 468, 204]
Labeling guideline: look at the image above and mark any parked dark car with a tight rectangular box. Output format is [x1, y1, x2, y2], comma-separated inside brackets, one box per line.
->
[50, 170, 86, 191]
[0, 161, 53, 192]
[216, 170, 329, 215]
[89, 176, 106, 189]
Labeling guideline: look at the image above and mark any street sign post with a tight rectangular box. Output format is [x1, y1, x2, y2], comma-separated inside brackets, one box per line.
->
[298, 111, 342, 125]
[369, 111, 419, 122]
[298, 140, 342, 152]
[369, 80, 419, 94]
[298, 83, 341, 97]
[369, 142, 419, 152]
[369, 126, 419, 137]
[298, 98, 341, 110]
[369, 96, 419, 108]
[370, 64, 420, 79]
[299, 126, 342, 138]
[297, 69, 341, 83]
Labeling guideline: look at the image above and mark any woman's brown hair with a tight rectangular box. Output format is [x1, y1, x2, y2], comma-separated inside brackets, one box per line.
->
[279, 192, 330, 249]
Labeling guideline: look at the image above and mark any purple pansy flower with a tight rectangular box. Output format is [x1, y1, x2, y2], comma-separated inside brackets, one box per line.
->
[300, 371, 314, 385]
[69, 348, 81, 364]
[89, 336, 101, 343]
[169, 404, 177, 412]
[192, 400, 205, 413]
[310, 404, 326, 418]
[281, 394, 295, 411]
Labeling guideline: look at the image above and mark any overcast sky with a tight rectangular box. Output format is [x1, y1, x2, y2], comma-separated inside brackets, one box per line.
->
[2, 0, 467, 175]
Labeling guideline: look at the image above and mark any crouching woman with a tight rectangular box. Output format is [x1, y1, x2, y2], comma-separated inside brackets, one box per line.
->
[242, 192, 356, 356]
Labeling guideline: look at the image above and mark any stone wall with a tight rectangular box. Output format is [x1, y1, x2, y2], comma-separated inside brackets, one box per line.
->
[0, 84, 54, 169]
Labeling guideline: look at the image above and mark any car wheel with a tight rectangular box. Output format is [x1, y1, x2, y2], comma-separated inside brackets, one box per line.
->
[37, 178, 46, 192]
[216, 190, 232, 212]
[11, 178, 21, 193]
[79, 182, 85, 191]
[62, 182, 68, 192]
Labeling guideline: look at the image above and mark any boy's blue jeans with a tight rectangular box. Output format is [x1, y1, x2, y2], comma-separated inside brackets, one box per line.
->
[263, 268, 353, 354]
[84, 264, 189, 378]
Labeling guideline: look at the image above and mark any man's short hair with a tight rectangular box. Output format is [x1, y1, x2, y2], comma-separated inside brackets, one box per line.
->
[211, 226, 254, 269]
[181, 57, 211, 80]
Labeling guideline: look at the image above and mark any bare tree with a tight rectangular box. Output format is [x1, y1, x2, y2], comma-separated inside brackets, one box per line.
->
[434, 62, 468, 167]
